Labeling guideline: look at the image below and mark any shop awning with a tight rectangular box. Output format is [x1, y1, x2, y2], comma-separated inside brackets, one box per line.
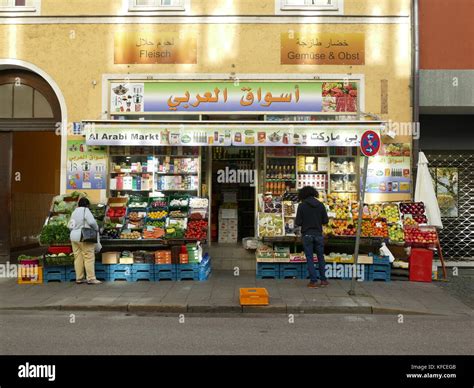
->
[82, 120, 385, 147]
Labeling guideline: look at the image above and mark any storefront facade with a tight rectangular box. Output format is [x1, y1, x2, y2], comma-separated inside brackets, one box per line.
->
[0, 0, 413, 254]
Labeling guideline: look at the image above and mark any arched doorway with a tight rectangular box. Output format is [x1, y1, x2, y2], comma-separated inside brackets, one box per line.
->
[0, 69, 62, 259]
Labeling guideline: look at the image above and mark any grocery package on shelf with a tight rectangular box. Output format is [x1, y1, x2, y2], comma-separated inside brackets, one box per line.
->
[155, 156, 198, 174]
[297, 173, 327, 191]
[155, 175, 198, 191]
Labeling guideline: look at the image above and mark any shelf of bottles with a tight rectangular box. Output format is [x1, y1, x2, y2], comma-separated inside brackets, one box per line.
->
[213, 147, 256, 172]
[264, 148, 296, 196]
[109, 146, 201, 196]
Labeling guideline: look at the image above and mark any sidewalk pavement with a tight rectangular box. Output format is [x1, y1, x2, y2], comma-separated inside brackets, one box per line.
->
[0, 270, 472, 316]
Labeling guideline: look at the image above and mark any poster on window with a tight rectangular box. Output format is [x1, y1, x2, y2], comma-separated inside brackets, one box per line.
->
[66, 140, 107, 190]
[435, 168, 459, 218]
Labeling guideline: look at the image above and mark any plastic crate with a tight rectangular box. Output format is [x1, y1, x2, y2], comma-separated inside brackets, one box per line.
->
[256, 263, 280, 279]
[107, 264, 133, 281]
[239, 288, 269, 306]
[131, 263, 153, 281]
[43, 265, 67, 283]
[47, 246, 72, 255]
[279, 263, 303, 279]
[153, 264, 177, 281]
[17, 265, 43, 284]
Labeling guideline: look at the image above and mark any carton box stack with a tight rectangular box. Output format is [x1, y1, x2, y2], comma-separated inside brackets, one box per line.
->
[218, 208, 238, 243]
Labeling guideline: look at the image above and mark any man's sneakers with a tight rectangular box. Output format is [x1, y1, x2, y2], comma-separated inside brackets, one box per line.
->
[87, 279, 102, 285]
[75, 279, 87, 284]
[307, 280, 330, 288]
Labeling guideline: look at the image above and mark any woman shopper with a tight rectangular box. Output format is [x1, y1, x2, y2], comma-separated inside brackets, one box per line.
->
[69, 197, 102, 284]
[295, 186, 329, 289]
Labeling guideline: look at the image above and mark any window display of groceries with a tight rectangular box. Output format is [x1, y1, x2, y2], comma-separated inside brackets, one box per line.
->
[361, 219, 389, 238]
[169, 197, 189, 208]
[324, 219, 356, 237]
[327, 194, 351, 219]
[382, 203, 400, 224]
[50, 191, 85, 214]
[258, 213, 284, 237]
[155, 157, 198, 174]
[155, 175, 198, 191]
[185, 219, 208, 240]
[100, 195, 209, 241]
[404, 225, 438, 246]
[399, 201, 428, 224]
[262, 195, 282, 214]
[388, 224, 404, 243]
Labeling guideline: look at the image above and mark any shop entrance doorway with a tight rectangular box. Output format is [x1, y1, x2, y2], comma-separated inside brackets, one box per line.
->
[0, 70, 61, 259]
[211, 146, 256, 243]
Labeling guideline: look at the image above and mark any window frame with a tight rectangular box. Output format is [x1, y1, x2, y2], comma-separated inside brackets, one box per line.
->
[128, 0, 188, 13]
[276, 0, 343, 15]
[0, 0, 40, 15]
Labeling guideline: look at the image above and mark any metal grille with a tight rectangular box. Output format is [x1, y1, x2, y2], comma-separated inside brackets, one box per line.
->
[426, 152, 474, 260]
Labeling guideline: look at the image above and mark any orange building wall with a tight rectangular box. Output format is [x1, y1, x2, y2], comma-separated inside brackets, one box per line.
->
[419, 0, 474, 69]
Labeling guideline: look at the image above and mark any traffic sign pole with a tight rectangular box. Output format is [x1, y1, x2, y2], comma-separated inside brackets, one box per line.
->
[349, 155, 369, 296]
[349, 129, 381, 296]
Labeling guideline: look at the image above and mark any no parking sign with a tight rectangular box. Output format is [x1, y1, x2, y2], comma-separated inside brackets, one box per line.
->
[360, 130, 381, 157]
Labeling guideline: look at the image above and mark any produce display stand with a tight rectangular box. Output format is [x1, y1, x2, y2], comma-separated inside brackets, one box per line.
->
[255, 197, 445, 282]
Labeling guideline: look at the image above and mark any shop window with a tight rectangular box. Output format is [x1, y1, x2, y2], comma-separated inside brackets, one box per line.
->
[0, 0, 40, 14]
[277, 0, 343, 15]
[0, 83, 53, 119]
[129, 0, 187, 12]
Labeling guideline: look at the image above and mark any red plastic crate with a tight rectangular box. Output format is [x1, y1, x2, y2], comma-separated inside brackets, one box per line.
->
[47, 246, 72, 255]
[409, 248, 433, 282]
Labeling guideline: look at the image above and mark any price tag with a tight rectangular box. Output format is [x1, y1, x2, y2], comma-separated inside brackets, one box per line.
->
[116, 224, 123, 228]
[376, 222, 382, 228]
[328, 211, 336, 218]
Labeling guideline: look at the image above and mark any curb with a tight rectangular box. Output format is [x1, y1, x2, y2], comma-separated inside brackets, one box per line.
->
[128, 304, 187, 313]
[0, 304, 451, 316]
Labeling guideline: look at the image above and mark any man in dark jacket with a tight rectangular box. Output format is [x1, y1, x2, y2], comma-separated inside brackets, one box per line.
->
[295, 186, 329, 288]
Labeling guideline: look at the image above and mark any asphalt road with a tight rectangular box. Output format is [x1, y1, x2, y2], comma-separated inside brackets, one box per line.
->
[0, 311, 472, 355]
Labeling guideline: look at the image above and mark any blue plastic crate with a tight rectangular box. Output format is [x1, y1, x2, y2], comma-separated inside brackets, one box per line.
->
[132, 263, 153, 273]
[43, 266, 67, 283]
[131, 272, 153, 281]
[154, 264, 177, 281]
[107, 264, 133, 281]
[94, 263, 108, 281]
[198, 265, 211, 281]
[279, 263, 303, 279]
[256, 263, 279, 278]
[256, 262, 280, 279]
[369, 254, 390, 265]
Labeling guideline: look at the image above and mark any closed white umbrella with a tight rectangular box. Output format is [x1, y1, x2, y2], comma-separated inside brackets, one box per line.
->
[414, 151, 443, 228]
